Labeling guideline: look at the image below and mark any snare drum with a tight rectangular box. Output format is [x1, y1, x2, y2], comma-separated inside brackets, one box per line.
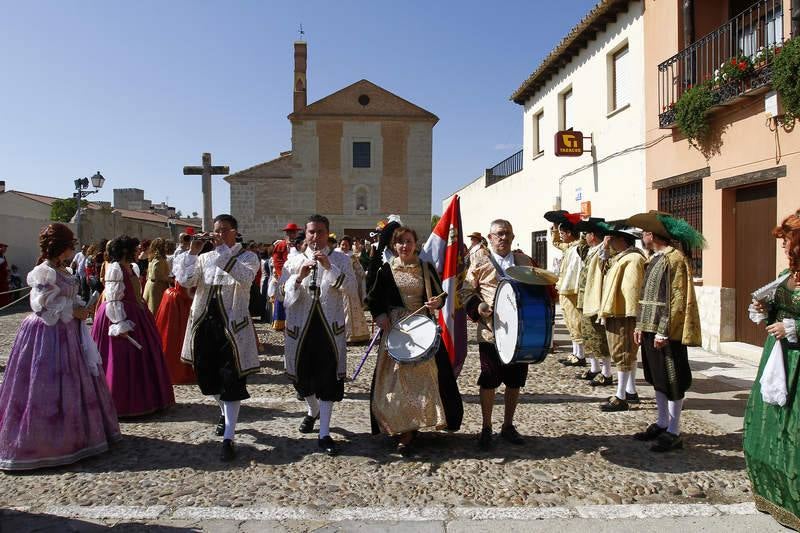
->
[386, 314, 441, 364]
[492, 279, 553, 364]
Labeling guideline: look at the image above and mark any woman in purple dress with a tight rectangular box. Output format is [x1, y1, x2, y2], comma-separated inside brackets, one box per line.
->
[91, 235, 175, 417]
[0, 224, 121, 471]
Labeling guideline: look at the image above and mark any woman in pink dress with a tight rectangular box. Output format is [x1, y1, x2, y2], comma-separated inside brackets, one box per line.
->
[91, 235, 175, 417]
[0, 224, 120, 470]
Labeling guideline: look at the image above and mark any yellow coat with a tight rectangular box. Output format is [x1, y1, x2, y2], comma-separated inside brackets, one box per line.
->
[598, 248, 645, 318]
[581, 246, 606, 317]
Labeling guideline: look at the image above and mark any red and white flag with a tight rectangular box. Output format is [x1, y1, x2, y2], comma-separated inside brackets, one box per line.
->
[420, 195, 467, 376]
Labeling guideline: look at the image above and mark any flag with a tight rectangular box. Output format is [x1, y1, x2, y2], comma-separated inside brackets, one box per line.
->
[420, 195, 468, 376]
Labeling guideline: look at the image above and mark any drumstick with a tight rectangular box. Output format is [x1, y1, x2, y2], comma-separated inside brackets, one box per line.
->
[125, 335, 143, 350]
[394, 292, 447, 326]
[350, 327, 382, 381]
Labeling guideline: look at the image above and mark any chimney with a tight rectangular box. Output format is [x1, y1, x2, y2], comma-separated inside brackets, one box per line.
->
[0, 181, 5, 193]
[294, 41, 307, 112]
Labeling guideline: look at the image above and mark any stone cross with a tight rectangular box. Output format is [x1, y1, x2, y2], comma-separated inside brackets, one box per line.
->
[183, 152, 229, 231]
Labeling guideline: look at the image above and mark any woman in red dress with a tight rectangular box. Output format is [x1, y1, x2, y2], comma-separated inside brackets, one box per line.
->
[155, 281, 196, 385]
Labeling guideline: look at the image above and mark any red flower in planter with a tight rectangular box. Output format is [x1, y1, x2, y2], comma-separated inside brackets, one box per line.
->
[731, 59, 737, 66]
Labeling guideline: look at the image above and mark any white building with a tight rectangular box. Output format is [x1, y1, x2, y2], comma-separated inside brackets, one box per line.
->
[446, 0, 645, 270]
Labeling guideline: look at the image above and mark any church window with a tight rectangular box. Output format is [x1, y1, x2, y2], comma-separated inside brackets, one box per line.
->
[353, 142, 371, 168]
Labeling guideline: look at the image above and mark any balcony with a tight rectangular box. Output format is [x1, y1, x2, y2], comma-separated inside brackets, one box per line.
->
[485, 149, 523, 187]
[658, 0, 785, 129]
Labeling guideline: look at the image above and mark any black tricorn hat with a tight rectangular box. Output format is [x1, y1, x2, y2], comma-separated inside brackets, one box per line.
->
[543, 210, 569, 224]
[575, 217, 606, 234]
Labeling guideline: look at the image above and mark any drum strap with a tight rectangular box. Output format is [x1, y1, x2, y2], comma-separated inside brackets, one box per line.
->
[487, 253, 509, 280]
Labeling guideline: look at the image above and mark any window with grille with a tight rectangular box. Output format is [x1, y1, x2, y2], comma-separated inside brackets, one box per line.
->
[611, 45, 630, 111]
[353, 142, 371, 168]
[658, 181, 703, 277]
[531, 230, 548, 270]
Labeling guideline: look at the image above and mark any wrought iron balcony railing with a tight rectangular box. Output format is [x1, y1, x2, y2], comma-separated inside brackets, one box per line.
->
[658, 0, 785, 128]
[485, 149, 523, 187]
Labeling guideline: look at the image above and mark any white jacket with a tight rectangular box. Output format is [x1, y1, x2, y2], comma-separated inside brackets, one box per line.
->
[174, 244, 260, 377]
[278, 247, 357, 380]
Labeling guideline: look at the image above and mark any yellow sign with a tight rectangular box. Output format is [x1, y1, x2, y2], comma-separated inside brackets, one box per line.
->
[581, 201, 592, 217]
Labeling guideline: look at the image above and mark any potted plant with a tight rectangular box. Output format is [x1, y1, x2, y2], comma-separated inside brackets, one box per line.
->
[674, 81, 715, 147]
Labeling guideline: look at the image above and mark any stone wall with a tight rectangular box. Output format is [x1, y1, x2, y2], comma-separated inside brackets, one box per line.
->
[695, 285, 736, 353]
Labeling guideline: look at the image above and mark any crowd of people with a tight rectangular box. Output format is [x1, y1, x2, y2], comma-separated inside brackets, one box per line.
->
[0, 207, 798, 530]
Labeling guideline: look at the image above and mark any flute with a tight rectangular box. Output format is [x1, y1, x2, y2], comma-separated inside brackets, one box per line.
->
[309, 241, 320, 297]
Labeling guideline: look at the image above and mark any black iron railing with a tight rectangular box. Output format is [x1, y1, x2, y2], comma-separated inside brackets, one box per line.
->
[485, 149, 523, 186]
[658, 0, 785, 128]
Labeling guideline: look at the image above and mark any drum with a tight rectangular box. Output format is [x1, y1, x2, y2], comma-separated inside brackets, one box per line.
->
[386, 314, 441, 364]
[492, 279, 553, 364]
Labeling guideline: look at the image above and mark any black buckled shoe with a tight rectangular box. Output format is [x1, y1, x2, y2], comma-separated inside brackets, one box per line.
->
[650, 431, 683, 452]
[478, 428, 493, 451]
[500, 424, 524, 445]
[299, 414, 319, 434]
[220, 439, 236, 462]
[577, 370, 600, 381]
[625, 392, 641, 404]
[560, 355, 587, 367]
[590, 373, 614, 387]
[633, 423, 667, 441]
[600, 396, 630, 412]
[318, 435, 338, 456]
[215, 415, 226, 437]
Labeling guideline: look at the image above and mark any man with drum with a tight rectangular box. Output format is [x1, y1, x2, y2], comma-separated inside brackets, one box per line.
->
[463, 219, 535, 450]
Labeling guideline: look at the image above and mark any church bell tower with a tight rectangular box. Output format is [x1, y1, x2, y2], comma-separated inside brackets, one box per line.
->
[293, 41, 307, 112]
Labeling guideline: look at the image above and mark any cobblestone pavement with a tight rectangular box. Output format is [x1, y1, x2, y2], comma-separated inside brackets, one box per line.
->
[0, 304, 756, 527]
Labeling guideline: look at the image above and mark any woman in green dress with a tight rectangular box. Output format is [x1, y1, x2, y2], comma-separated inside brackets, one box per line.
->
[744, 209, 800, 530]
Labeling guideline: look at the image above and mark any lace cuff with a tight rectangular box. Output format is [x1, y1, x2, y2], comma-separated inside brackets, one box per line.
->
[109, 320, 135, 337]
[783, 318, 798, 343]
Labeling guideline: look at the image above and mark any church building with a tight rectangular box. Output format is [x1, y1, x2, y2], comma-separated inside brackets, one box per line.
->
[226, 41, 438, 243]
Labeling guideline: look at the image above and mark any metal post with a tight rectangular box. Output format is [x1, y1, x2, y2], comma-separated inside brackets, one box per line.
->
[75, 181, 82, 246]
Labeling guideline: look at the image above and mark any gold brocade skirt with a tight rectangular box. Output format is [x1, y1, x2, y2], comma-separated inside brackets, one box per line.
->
[372, 310, 446, 436]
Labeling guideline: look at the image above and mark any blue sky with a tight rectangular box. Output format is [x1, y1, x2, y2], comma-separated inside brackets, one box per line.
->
[0, 0, 598, 223]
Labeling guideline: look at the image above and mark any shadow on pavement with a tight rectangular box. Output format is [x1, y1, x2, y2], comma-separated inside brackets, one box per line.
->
[0, 509, 200, 532]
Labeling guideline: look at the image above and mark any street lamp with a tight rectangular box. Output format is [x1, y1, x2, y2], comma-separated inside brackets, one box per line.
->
[73, 171, 105, 245]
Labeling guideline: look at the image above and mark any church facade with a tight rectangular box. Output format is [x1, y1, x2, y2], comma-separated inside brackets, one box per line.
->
[226, 41, 437, 243]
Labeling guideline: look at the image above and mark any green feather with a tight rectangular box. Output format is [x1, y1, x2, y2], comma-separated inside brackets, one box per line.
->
[596, 221, 614, 233]
[657, 214, 706, 250]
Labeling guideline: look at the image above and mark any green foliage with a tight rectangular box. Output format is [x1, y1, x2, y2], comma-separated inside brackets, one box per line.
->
[674, 83, 715, 146]
[431, 214, 441, 230]
[50, 198, 87, 222]
[772, 37, 800, 121]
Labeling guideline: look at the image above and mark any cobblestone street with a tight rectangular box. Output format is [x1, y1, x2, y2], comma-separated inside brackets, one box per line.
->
[0, 305, 769, 530]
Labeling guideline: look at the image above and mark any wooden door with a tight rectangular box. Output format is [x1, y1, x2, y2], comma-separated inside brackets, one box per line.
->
[735, 182, 777, 345]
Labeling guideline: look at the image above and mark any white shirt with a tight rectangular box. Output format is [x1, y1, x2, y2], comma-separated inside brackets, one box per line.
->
[491, 250, 515, 272]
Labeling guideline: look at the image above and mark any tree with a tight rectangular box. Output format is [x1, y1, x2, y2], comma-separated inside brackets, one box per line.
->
[431, 214, 441, 230]
[191, 211, 198, 218]
[175, 210, 183, 217]
[50, 198, 88, 223]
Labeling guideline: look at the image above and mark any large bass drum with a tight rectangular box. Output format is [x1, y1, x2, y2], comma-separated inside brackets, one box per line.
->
[492, 279, 553, 364]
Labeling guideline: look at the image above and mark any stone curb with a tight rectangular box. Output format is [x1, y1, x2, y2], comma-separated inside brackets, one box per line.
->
[17, 502, 758, 522]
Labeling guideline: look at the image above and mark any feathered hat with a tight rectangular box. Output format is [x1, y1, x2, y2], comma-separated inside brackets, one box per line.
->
[626, 210, 706, 250]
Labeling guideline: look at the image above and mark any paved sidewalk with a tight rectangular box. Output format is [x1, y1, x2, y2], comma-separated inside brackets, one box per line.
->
[0, 308, 777, 532]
